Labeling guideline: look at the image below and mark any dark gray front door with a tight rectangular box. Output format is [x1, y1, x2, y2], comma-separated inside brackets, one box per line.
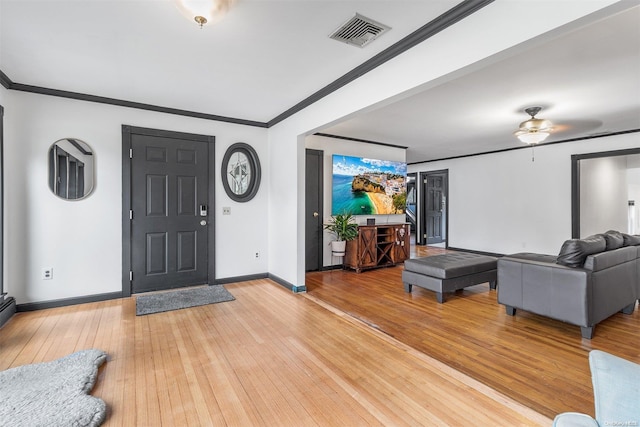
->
[424, 171, 448, 245]
[130, 132, 210, 293]
[305, 149, 323, 271]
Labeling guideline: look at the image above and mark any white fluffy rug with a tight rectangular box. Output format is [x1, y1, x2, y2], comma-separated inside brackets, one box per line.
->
[0, 349, 107, 427]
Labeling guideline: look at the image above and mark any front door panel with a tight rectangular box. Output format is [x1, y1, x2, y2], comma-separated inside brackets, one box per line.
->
[131, 134, 209, 293]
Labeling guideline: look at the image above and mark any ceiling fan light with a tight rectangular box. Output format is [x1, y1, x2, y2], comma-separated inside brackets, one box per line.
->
[514, 106, 553, 145]
[516, 131, 550, 145]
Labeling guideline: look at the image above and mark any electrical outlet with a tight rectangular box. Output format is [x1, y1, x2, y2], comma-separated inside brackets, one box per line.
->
[223, 207, 231, 215]
[255, 252, 259, 259]
[42, 268, 53, 280]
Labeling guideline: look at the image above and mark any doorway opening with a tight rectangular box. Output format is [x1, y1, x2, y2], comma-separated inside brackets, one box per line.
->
[418, 170, 448, 248]
[572, 147, 640, 238]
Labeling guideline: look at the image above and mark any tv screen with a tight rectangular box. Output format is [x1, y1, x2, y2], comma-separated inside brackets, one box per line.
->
[331, 154, 407, 216]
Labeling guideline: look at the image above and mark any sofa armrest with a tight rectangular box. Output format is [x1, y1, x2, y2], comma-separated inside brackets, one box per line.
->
[497, 256, 591, 326]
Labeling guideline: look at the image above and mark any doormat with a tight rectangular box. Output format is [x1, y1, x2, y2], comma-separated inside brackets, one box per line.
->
[136, 285, 235, 316]
[0, 349, 107, 427]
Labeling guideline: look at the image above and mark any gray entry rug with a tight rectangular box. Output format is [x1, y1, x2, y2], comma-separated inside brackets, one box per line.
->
[0, 349, 107, 427]
[136, 285, 235, 316]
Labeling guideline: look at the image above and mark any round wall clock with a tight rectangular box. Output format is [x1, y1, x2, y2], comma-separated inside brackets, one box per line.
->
[221, 142, 261, 202]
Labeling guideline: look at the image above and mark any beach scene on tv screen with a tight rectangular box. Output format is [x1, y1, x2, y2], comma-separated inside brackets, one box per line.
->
[332, 155, 407, 216]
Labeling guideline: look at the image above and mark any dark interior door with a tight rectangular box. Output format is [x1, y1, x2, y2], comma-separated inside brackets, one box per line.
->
[424, 171, 448, 245]
[305, 149, 323, 271]
[130, 134, 209, 293]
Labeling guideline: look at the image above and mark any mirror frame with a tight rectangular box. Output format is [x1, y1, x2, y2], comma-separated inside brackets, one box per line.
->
[48, 138, 95, 200]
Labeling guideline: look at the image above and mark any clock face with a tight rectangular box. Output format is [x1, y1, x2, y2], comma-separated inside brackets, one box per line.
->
[221, 143, 261, 202]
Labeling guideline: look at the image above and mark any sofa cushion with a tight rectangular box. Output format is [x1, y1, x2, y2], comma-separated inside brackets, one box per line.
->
[622, 233, 640, 246]
[602, 230, 624, 250]
[557, 235, 606, 268]
[583, 246, 637, 271]
[403, 253, 497, 279]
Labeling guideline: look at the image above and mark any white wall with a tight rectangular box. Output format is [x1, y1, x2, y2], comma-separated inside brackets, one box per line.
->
[4, 90, 268, 304]
[408, 132, 640, 256]
[305, 134, 405, 267]
[580, 156, 628, 236]
[267, 0, 622, 287]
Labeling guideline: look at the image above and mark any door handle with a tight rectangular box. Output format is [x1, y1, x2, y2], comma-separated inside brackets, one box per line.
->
[200, 220, 207, 226]
[313, 212, 319, 217]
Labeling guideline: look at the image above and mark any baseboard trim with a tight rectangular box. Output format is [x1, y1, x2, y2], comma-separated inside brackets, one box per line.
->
[214, 273, 268, 285]
[216, 272, 306, 293]
[268, 273, 306, 293]
[446, 247, 505, 258]
[16, 272, 308, 312]
[321, 265, 344, 271]
[0, 297, 16, 327]
[16, 291, 123, 312]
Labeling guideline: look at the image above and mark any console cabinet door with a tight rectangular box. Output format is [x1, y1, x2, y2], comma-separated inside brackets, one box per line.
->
[357, 226, 378, 268]
[393, 224, 410, 263]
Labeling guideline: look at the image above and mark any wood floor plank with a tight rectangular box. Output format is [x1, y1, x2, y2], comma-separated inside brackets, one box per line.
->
[305, 246, 640, 420]
[0, 278, 551, 426]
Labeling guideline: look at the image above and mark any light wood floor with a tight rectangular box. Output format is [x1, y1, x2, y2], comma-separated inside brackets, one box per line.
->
[0, 279, 550, 426]
[306, 245, 640, 420]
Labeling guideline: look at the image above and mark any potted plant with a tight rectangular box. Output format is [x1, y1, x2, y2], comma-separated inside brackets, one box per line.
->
[324, 212, 359, 257]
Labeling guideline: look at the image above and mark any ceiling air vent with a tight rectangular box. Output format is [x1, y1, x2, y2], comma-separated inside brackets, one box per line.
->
[329, 13, 391, 48]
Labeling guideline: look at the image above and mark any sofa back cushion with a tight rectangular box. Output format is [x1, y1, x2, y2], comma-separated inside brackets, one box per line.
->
[622, 233, 640, 246]
[602, 230, 624, 250]
[583, 245, 637, 271]
[557, 234, 606, 268]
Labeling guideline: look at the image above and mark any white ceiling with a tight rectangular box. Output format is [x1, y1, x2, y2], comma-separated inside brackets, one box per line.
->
[321, 3, 640, 162]
[1, 1, 639, 163]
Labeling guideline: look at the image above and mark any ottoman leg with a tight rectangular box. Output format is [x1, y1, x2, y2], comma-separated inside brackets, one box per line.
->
[505, 306, 516, 316]
[404, 283, 412, 293]
[489, 280, 496, 290]
[436, 292, 445, 304]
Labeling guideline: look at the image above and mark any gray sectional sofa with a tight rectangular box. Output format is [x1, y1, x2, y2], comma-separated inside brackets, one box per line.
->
[497, 230, 640, 339]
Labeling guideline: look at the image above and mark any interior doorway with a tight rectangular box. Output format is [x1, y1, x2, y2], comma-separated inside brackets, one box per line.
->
[572, 148, 640, 238]
[419, 170, 448, 247]
[305, 149, 323, 271]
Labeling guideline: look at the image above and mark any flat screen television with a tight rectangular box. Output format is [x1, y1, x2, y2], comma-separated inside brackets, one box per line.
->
[331, 154, 407, 216]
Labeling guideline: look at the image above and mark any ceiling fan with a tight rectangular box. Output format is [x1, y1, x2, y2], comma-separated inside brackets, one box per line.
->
[513, 107, 553, 145]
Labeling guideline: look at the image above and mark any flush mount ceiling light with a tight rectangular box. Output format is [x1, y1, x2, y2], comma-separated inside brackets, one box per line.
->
[174, 0, 235, 28]
[513, 107, 553, 145]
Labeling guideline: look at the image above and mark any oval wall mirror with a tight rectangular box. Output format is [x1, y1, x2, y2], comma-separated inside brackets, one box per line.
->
[48, 138, 95, 200]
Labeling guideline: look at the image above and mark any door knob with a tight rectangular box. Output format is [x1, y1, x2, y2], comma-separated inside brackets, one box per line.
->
[313, 212, 319, 217]
[200, 220, 207, 226]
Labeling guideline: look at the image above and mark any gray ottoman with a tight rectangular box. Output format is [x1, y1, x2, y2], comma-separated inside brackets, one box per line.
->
[403, 253, 498, 303]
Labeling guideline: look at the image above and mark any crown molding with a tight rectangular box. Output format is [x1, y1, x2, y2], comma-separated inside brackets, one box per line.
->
[408, 129, 640, 165]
